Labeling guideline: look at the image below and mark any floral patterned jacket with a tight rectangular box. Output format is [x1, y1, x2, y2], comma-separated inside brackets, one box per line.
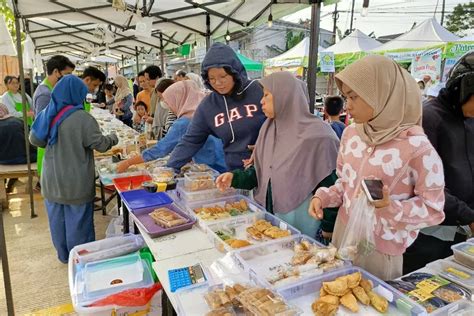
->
[314, 125, 445, 256]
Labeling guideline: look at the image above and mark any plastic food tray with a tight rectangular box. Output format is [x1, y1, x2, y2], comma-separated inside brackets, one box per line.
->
[175, 283, 220, 316]
[121, 190, 173, 211]
[232, 235, 349, 290]
[129, 204, 196, 238]
[431, 299, 474, 316]
[98, 168, 145, 187]
[427, 259, 474, 297]
[72, 234, 145, 267]
[76, 252, 154, 306]
[184, 171, 216, 191]
[112, 170, 152, 193]
[451, 242, 474, 269]
[174, 183, 237, 204]
[206, 211, 300, 253]
[277, 266, 427, 316]
[185, 195, 266, 228]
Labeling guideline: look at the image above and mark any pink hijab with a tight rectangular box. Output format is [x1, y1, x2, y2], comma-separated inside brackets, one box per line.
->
[162, 80, 206, 119]
[255, 72, 340, 213]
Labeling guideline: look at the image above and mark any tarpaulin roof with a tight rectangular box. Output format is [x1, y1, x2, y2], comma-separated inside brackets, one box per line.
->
[375, 18, 460, 52]
[12, 0, 308, 60]
[236, 52, 262, 71]
[264, 37, 325, 68]
[326, 29, 381, 54]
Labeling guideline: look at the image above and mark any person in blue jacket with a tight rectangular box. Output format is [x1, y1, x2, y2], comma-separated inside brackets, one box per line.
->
[116, 80, 227, 173]
[166, 43, 266, 171]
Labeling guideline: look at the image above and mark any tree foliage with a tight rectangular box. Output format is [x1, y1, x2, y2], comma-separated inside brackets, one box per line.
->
[286, 30, 305, 50]
[0, 0, 17, 41]
[446, 3, 474, 36]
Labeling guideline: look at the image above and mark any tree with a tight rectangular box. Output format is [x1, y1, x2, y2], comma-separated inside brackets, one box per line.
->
[445, 3, 474, 36]
[286, 30, 304, 50]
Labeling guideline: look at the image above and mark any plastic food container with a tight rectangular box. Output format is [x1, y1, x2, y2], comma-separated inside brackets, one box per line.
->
[427, 259, 474, 297]
[112, 170, 153, 192]
[277, 266, 427, 316]
[72, 234, 145, 267]
[121, 190, 173, 211]
[151, 167, 175, 183]
[451, 242, 474, 269]
[431, 300, 474, 316]
[175, 283, 231, 316]
[232, 235, 349, 290]
[184, 171, 216, 191]
[206, 211, 300, 253]
[75, 252, 154, 306]
[174, 183, 237, 204]
[186, 195, 266, 228]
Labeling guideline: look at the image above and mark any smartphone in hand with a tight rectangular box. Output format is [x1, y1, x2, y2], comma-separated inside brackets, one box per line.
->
[362, 179, 384, 202]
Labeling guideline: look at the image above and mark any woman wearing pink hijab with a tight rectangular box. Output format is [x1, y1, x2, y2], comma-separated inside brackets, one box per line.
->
[117, 80, 227, 173]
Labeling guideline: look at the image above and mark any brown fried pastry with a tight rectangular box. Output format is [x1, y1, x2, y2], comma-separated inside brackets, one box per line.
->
[368, 291, 389, 313]
[233, 284, 247, 294]
[352, 286, 370, 305]
[340, 292, 359, 313]
[359, 278, 373, 293]
[311, 301, 338, 316]
[246, 226, 264, 240]
[319, 295, 340, 306]
[291, 252, 313, 265]
[344, 271, 362, 289]
[225, 239, 251, 248]
[254, 219, 273, 232]
[320, 287, 328, 297]
[323, 278, 349, 296]
[264, 226, 291, 239]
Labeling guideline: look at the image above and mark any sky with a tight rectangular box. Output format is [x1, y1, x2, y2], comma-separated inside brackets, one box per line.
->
[282, 0, 470, 38]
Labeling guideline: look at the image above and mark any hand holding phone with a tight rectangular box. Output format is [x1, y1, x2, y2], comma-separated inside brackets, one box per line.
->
[362, 179, 390, 208]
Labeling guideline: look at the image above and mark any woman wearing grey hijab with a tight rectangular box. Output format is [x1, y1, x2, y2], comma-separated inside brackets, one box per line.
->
[216, 71, 340, 239]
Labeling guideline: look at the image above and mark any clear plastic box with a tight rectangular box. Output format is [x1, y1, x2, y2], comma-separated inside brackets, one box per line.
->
[451, 242, 474, 269]
[174, 183, 237, 204]
[175, 283, 235, 316]
[151, 167, 175, 183]
[277, 266, 427, 316]
[426, 259, 474, 298]
[185, 195, 266, 228]
[205, 211, 300, 253]
[431, 300, 474, 316]
[184, 171, 216, 191]
[231, 235, 349, 290]
[72, 234, 145, 267]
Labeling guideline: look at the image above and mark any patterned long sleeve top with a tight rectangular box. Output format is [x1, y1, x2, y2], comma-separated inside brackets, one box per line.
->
[314, 125, 446, 256]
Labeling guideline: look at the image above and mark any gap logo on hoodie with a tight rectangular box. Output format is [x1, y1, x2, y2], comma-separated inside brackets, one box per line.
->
[214, 104, 259, 127]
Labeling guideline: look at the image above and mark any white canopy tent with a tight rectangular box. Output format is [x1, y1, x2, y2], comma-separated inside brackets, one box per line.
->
[375, 18, 460, 52]
[0, 15, 16, 56]
[326, 29, 381, 54]
[13, 0, 307, 62]
[458, 35, 474, 42]
[264, 37, 325, 68]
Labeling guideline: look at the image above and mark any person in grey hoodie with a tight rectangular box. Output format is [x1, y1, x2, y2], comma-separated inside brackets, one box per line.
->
[30, 75, 118, 263]
[167, 43, 266, 171]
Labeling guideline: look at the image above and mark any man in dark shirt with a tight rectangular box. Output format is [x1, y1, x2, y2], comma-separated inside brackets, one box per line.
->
[324, 95, 346, 139]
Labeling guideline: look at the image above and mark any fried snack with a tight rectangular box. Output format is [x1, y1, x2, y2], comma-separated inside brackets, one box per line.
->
[319, 295, 340, 306]
[225, 239, 252, 249]
[352, 286, 370, 305]
[340, 292, 359, 313]
[323, 278, 349, 296]
[205, 308, 233, 316]
[224, 286, 238, 303]
[316, 259, 345, 271]
[204, 290, 231, 310]
[233, 284, 247, 294]
[237, 287, 298, 316]
[246, 226, 264, 240]
[264, 226, 291, 239]
[311, 300, 338, 316]
[320, 287, 328, 297]
[148, 208, 188, 228]
[254, 219, 273, 232]
[291, 252, 313, 265]
[194, 199, 250, 220]
[368, 291, 389, 313]
[344, 271, 362, 289]
[359, 278, 373, 293]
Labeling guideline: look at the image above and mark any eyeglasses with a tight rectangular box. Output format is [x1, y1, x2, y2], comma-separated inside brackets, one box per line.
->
[209, 73, 230, 85]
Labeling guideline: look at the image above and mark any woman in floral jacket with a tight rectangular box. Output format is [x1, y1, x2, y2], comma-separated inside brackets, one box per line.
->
[309, 55, 446, 280]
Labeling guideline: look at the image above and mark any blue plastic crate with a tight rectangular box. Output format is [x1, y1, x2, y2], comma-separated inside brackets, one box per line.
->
[121, 190, 173, 210]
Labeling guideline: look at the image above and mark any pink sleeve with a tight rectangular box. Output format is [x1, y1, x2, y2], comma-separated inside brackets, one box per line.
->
[314, 137, 345, 209]
[375, 146, 445, 232]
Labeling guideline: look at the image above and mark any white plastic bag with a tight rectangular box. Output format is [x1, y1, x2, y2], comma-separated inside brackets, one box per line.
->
[338, 193, 376, 261]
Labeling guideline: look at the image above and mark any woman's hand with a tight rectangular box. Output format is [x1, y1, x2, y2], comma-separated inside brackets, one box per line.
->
[116, 160, 130, 173]
[308, 196, 324, 220]
[371, 185, 391, 208]
[216, 172, 234, 192]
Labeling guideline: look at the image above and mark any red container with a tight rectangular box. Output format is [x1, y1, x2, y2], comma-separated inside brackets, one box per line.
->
[112, 172, 153, 193]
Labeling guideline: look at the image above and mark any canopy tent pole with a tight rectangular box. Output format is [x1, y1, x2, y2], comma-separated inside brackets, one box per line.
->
[205, 13, 211, 51]
[0, 205, 14, 315]
[14, 1, 37, 219]
[307, 0, 322, 114]
[121, 54, 124, 74]
[160, 33, 165, 76]
[28, 69, 35, 99]
[135, 46, 140, 74]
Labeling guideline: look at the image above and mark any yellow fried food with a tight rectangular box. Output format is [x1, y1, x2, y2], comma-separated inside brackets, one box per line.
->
[344, 271, 362, 289]
[340, 292, 359, 313]
[320, 287, 328, 297]
[239, 199, 248, 211]
[246, 226, 264, 240]
[359, 278, 373, 293]
[352, 286, 370, 305]
[225, 239, 251, 248]
[311, 301, 338, 316]
[291, 252, 313, 265]
[368, 291, 389, 313]
[319, 295, 340, 306]
[322, 278, 349, 296]
[254, 219, 273, 232]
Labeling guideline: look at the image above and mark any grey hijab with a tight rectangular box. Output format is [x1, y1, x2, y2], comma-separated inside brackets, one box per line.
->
[254, 72, 340, 213]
